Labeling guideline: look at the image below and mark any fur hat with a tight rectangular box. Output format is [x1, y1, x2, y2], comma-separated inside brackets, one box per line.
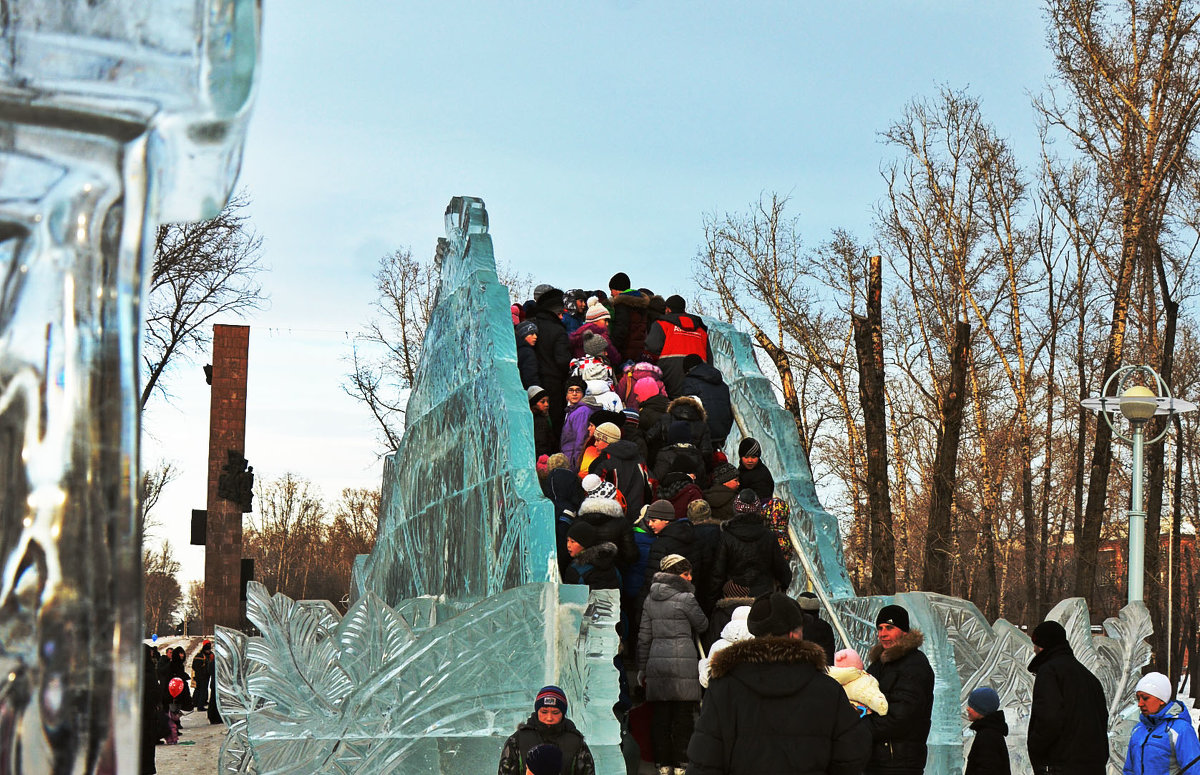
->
[579, 493, 624, 519]
[738, 438, 763, 458]
[711, 462, 739, 485]
[876, 604, 910, 632]
[687, 499, 712, 522]
[536, 286, 564, 312]
[516, 320, 538, 339]
[527, 385, 548, 404]
[525, 744, 563, 775]
[585, 303, 611, 323]
[644, 499, 676, 522]
[566, 520, 598, 548]
[968, 687, 1001, 716]
[796, 591, 820, 612]
[1135, 672, 1172, 703]
[834, 648, 863, 670]
[660, 554, 692, 575]
[609, 272, 630, 291]
[747, 592, 805, 637]
[594, 422, 621, 444]
[582, 330, 608, 355]
[1031, 620, 1067, 649]
[534, 685, 568, 714]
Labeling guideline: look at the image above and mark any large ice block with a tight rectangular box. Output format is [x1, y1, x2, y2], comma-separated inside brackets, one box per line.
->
[0, 2, 258, 772]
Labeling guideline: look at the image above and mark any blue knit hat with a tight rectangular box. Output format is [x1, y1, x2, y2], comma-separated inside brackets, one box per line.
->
[534, 685, 568, 715]
[525, 743, 563, 775]
[968, 687, 1000, 716]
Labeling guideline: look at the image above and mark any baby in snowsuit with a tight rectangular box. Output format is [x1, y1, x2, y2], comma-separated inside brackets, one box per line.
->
[829, 648, 889, 717]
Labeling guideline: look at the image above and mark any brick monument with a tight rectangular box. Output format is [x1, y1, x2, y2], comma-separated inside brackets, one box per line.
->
[203, 324, 250, 632]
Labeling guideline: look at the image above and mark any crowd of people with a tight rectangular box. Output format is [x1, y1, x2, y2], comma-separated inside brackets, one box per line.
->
[503, 275, 1200, 774]
[141, 641, 220, 774]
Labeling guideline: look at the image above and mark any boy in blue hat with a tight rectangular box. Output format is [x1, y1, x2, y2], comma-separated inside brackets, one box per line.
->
[497, 686, 595, 775]
[964, 686, 1009, 775]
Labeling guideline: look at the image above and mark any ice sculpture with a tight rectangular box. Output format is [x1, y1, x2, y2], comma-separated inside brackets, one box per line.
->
[0, 2, 258, 772]
[217, 195, 1148, 774]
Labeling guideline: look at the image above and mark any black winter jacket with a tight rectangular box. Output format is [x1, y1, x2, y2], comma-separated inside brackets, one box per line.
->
[965, 710, 1010, 775]
[653, 443, 707, 483]
[610, 290, 652, 364]
[563, 542, 622, 591]
[532, 411, 555, 457]
[517, 337, 539, 389]
[1026, 640, 1109, 774]
[738, 460, 775, 502]
[865, 630, 935, 775]
[497, 713, 595, 775]
[532, 306, 571, 390]
[687, 636, 871, 775]
[690, 519, 723, 614]
[639, 395, 671, 462]
[680, 363, 733, 449]
[703, 484, 738, 521]
[577, 496, 639, 567]
[651, 396, 713, 464]
[802, 611, 836, 666]
[642, 519, 700, 595]
[587, 440, 652, 521]
[709, 514, 791, 601]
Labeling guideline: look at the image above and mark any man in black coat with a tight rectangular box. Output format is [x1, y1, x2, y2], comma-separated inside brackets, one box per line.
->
[679, 355, 733, 450]
[687, 592, 870, 775]
[641, 500, 701, 596]
[865, 604, 935, 775]
[708, 492, 791, 602]
[1026, 620, 1108, 775]
[797, 591, 836, 666]
[608, 272, 652, 365]
[531, 287, 572, 437]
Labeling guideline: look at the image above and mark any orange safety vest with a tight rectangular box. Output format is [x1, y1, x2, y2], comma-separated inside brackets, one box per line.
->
[656, 315, 708, 360]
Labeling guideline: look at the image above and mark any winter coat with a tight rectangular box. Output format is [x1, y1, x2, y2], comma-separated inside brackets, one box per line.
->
[650, 396, 713, 464]
[966, 710, 1011, 775]
[532, 411, 556, 457]
[680, 363, 733, 449]
[698, 605, 752, 688]
[162, 655, 193, 711]
[562, 309, 586, 336]
[653, 443, 707, 484]
[532, 306, 571, 391]
[622, 423, 649, 464]
[1027, 640, 1110, 775]
[610, 290, 652, 364]
[544, 467, 584, 518]
[738, 460, 775, 502]
[577, 496, 640, 567]
[560, 402, 596, 470]
[497, 713, 596, 775]
[636, 572, 708, 702]
[709, 513, 792, 602]
[644, 312, 710, 396]
[639, 395, 671, 461]
[762, 497, 796, 561]
[563, 542, 622, 590]
[588, 439, 653, 521]
[688, 636, 872, 775]
[1123, 699, 1200, 775]
[865, 629, 936, 775]
[689, 516, 722, 614]
[703, 484, 738, 521]
[625, 523, 656, 603]
[643, 519, 700, 595]
[803, 610, 837, 666]
[516, 337, 539, 389]
[829, 666, 889, 716]
[569, 322, 621, 363]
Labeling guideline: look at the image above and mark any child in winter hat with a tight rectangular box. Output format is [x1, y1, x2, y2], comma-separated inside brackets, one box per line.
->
[830, 649, 889, 716]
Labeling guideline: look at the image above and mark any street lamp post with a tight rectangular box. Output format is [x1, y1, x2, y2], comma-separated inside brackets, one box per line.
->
[1081, 366, 1196, 605]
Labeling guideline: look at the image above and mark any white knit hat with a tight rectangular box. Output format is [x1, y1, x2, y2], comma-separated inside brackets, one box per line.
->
[1135, 672, 1172, 702]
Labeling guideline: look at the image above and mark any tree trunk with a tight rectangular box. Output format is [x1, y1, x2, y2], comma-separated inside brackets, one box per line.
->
[924, 320, 970, 594]
[853, 254, 895, 595]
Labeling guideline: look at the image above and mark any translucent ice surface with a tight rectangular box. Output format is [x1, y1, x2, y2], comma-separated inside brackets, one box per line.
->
[0, 2, 258, 772]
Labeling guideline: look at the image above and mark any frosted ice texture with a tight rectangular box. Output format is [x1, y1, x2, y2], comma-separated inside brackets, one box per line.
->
[354, 197, 558, 605]
[0, 2, 257, 773]
[216, 581, 620, 774]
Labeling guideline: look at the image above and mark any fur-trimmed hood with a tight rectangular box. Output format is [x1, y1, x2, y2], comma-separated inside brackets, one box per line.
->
[612, 290, 649, 309]
[709, 636, 828, 680]
[667, 395, 707, 422]
[574, 541, 618, 568]
[868, 628, 925, 664]
[578, 496, 624, 521]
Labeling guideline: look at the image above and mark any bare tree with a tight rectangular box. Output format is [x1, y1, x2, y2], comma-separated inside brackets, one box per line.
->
[245, 473, 327, 599]
[142, 191, 267, 408]
[144, 542, 182, 636]
[138, 459, 179, 542]
[345, 248, 438, 452]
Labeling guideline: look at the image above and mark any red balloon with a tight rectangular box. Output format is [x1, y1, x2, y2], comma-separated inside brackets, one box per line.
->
[168, 677, 184, 698]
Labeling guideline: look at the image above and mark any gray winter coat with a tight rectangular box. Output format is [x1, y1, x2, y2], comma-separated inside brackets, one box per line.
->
[636, 572, 708, 702]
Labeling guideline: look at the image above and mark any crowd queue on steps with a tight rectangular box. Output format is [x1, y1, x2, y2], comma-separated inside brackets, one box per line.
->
[503, 275, 1200, 775]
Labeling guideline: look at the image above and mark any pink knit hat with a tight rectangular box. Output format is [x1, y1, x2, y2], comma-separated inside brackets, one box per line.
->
[633, 377, 663, 404]
[834, 648, 864, 670]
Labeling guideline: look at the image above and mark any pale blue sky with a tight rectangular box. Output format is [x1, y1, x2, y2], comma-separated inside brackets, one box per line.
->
[145, 2, 1054, 583]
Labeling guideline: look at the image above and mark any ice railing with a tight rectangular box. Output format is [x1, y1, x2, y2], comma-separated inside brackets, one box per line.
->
[215, 196, 1148, 774]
